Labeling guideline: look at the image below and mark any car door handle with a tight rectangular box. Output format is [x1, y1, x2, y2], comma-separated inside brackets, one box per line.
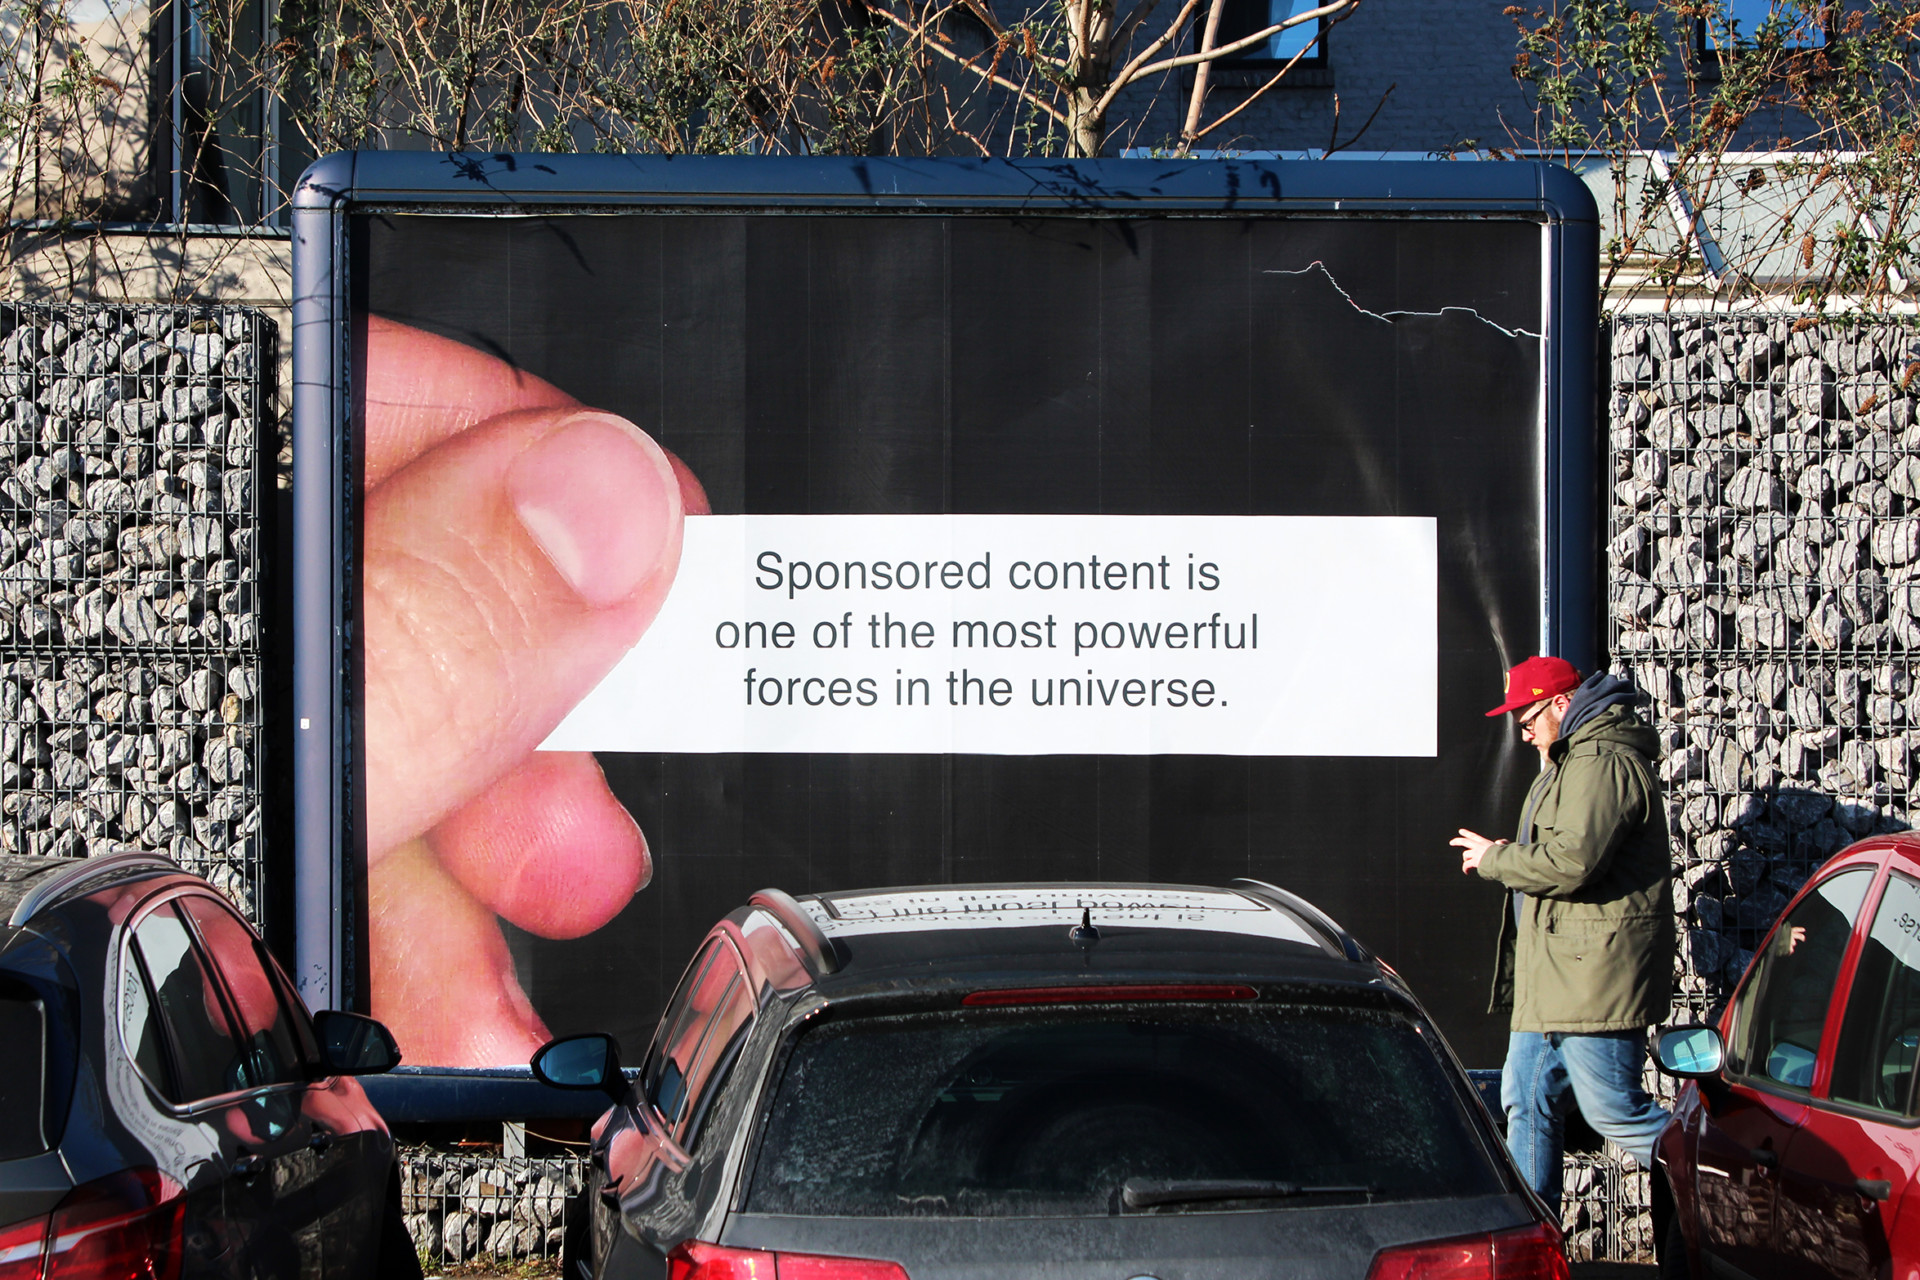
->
[307, 1127, 334, 1153]
[228, 1154, 262, 1181]
[1749, 1147, 1778, 1169]
[1857, 1178, 1892, 1202]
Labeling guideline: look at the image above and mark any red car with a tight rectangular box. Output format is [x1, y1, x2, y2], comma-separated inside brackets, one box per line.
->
[1653, 832, 1920, 1280]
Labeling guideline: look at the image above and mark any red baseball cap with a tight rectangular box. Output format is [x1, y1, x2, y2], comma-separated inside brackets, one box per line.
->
[1485, 656, 1581, 717]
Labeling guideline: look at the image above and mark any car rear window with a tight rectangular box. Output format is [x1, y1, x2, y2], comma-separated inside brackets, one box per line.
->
[744, 1003, 1503, 1217]
[0, 987, 48, 1159]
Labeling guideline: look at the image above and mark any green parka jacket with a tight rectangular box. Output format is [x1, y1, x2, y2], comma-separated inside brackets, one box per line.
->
[1477, 704, 1674, 1033]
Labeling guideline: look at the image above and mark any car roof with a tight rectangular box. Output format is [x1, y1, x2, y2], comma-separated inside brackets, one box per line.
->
[808, 882, 1322, 946]
[0, 851, 180, 949]
[0, 853, 68, 921]
[741, 881, 1388, 999]
[1873, 832, 1920, 873]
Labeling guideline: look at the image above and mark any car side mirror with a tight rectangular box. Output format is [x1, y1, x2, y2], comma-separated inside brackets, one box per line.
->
[532, 1034, 623, 1096]
[313, 1011, 402, 1076]
[1655, 1025, 1725, 1078]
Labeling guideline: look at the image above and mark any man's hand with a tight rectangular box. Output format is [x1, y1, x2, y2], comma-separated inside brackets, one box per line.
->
[362, 318, 709, 1066]
[1451, 829, 1508, 875]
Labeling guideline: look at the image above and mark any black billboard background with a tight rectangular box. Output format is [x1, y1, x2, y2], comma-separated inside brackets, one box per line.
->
[361, 211, 1545, 1066]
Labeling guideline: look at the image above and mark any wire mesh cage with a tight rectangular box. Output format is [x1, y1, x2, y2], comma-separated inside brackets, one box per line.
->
[0, 302, 269, 923]
[1608, 316, 1920, 1003]
[400, 1147, 586, 1266]
[1562, 1151, 1655, 1263]
[1597, 314, 1920, 1262]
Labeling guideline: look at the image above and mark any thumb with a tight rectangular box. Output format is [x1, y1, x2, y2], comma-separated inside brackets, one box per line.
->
[363, 407, 683, 858]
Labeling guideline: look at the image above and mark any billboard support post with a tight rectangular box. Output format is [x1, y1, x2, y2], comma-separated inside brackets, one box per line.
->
[291, 155, 354, 1013]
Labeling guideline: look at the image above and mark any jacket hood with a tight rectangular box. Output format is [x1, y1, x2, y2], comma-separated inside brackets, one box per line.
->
[1560, 670, 1643, 739]
[1553, 672, 1658, 761]
[1554, 703, 1659, 761]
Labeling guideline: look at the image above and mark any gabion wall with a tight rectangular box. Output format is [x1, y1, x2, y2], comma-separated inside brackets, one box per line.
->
[1575, 314, 1920, 1263]
[400, 1148, 583, 1265]
[1609, 316, 1920, 1006]
[1562, 1151, 1654, 1263]
[0, 303, 269, 919]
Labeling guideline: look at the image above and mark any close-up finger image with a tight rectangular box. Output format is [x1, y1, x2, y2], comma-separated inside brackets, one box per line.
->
[360, 402, 685, 861]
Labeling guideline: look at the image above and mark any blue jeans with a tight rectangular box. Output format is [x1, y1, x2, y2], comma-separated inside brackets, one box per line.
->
[1500, 1030, 1670, 1218]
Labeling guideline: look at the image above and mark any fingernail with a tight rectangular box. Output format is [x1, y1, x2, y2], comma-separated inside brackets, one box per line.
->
[508, 413, 679, 607]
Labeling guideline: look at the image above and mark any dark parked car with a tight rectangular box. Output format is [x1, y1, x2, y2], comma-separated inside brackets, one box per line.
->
[0, 850, 415, 1280]
[1652, 831, 1920, 1280]
[533, 881, 1567, 1280]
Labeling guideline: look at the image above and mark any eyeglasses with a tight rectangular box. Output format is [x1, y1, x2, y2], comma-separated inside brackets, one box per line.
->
[1516, 701, 1553, 732]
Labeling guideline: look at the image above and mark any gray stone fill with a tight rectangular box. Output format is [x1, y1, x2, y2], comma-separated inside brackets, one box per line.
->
[0, 304, 265, 921]
[1610, 318, 1920, 1019]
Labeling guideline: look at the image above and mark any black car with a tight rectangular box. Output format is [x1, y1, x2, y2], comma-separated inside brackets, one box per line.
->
[533, 881, 1567, 1280]
[0, 851, 416, 1280]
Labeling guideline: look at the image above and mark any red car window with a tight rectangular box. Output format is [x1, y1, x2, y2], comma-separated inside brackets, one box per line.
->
[1830, 870, 1920, 1114]
[120, 948, 179, 1100]
[675, 974, 754, 1147]
[128, 904, 243, 1104]
[177, 894, 309, 1089]
[1725, 867, 1874, 1091]
[648, 940, 736, 1127]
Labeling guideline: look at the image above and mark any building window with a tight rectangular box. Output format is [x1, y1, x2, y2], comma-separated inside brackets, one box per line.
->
[1698, 0, 1829, 59]
[156, 0, 307, 225]
[1205, 0, 1328, 67]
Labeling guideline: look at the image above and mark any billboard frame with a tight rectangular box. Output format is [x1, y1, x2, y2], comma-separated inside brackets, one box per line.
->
[290, 153, 1598, 1118]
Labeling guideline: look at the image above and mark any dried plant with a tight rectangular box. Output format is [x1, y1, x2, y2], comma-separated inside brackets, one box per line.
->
[0, 0, 152, 226]
[269, 0, 938, 157]
[0, 0, 1365, 278]
[856, 0, 1360, 157]
[1503, 0, 1920, 310]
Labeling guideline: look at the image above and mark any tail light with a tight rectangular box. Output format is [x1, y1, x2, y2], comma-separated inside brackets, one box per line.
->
[0, 1214, 46, 1280]
[668, 1240, 908, 1279]
[1365, 1222, 1568, 1280]
[46, 1168, 184, 1280]
[0, 1168, 185, 1280]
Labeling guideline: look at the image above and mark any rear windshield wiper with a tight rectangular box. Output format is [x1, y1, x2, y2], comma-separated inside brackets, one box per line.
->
[1120, 1178, 1377, 1211]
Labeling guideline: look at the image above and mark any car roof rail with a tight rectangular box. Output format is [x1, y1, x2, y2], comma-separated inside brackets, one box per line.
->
[8, 850, 180, 928]
[1229, 878, 1370, 964]
[749, 888, 840, 976]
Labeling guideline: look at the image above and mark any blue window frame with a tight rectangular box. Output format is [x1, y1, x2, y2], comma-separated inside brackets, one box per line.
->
[1204, 0, 1328, 67]
[1698, 0, 1830, 58]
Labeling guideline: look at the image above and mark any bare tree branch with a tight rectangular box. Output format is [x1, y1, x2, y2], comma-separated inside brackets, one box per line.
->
[1177, 0, 1228, 153]
[1190, 27, 1326, 143]
[865, 0, 1070, 121]
[1324, 79, 1392, 155]
[1108, 0, 1164, 56]
[1191, 0, 1362, 146]
[1120, 0, 1347, 85]
[1088, 0, 1204, 119]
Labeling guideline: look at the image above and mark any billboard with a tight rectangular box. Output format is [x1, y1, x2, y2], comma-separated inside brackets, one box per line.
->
[291, 156, 1598, 1102]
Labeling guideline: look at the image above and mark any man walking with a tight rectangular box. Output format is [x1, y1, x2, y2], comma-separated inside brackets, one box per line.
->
[1452, 655, 1674, 1218]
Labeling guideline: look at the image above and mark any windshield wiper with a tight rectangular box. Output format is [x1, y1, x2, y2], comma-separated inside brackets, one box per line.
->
[1119, 1178, 1377, 1211]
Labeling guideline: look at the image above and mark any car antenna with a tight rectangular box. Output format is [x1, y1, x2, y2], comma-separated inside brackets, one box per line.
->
[1069, 907, 1100, 948]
